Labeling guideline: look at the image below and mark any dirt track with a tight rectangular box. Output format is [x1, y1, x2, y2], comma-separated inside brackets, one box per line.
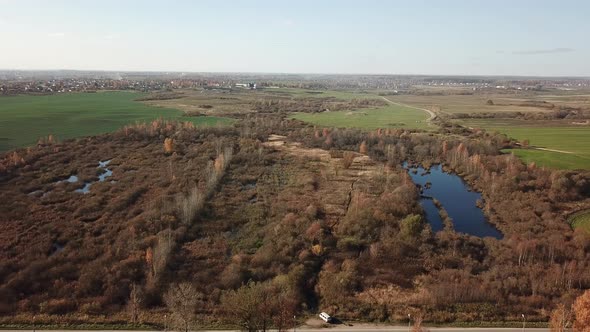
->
[381, 96, 437, 122]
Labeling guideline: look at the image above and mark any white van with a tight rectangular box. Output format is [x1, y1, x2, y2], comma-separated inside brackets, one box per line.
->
[319, 312, 333, 323]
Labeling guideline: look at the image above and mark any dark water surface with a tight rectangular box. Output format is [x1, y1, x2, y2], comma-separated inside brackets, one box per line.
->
[405, 163, 502, 239]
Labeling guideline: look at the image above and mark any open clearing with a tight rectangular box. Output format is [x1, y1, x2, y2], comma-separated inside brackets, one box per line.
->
[457, 119, 590, 169]
[0, 92, 233, 152]
[291, 104, 430, 130]
[569, 209, 590, 233]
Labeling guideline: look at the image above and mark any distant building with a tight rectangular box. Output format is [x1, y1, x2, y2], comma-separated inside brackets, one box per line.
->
[235, 82, 257, 89]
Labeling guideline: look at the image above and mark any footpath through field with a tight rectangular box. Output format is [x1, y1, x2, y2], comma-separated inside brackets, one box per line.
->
[381, 96, 437, 122]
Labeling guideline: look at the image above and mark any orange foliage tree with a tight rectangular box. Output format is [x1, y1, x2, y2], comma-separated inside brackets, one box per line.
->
[164, 137, 175, 154]
[549, 304, 572, 332]
[574, 290, 590, 332]
[359, 141, 368, 154]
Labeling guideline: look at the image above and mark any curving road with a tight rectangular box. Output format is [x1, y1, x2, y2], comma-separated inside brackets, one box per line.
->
[381, 96, 437, 122]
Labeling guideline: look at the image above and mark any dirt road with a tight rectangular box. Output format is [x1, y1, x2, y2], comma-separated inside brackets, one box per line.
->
[380, 96, 437, 122]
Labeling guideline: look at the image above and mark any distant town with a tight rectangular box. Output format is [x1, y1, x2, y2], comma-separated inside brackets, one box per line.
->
[1, 70, 589, 95]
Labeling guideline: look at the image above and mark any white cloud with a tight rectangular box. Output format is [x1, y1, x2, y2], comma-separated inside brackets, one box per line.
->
[47, 32, 66, 38]
[103, 34, 120, 40]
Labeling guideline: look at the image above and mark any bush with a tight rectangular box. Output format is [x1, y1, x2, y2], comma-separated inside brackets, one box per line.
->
[79, 301, 102, 315]
[39, 298, 77, 315]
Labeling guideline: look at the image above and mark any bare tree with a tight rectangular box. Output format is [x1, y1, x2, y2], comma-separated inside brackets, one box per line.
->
[177, 186, 204, 225]
[412, 315, 429, 332]
[128, 283, 143, 324]
[152, 231, 173, 279]
[164, 283, 201, 332]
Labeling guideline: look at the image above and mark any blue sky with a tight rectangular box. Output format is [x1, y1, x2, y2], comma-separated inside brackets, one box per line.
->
[0, 0, 589, 76]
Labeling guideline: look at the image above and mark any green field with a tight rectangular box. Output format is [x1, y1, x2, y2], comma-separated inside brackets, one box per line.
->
[457, 119, 590, 169]
[265, 88, 376, 100]
[569, 210, 590, 233]
[0, 92, 234, 152]
[291, 104, 430, 130]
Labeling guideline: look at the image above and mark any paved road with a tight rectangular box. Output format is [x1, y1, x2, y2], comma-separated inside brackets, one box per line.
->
[381, 96, 437, 122]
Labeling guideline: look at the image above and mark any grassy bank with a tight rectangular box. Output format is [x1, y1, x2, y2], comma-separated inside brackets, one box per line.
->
[0, 92, 233, 152]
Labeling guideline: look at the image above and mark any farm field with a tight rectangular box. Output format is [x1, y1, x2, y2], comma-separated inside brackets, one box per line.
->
[457, 118, 590, 169]
[384, 93, 552, 115]
[291, 103, 430, 130]
[569, 209, 590, 233]
[264, 87, 376, 100]
[147, 88, 380, 116]
[0, 92, 233, 152]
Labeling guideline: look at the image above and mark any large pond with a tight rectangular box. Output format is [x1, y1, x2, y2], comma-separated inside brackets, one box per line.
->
[404, 163, 503, 239]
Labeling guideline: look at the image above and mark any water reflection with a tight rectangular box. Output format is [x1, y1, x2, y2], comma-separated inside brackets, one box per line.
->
[404, 163, 502, 239]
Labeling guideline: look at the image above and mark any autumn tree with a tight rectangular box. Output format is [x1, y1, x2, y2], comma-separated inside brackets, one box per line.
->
[400, 214, 424, 241]
[359, 141, 368, 154]
[342, 152, 355, 169]
[324, 135, 333, 148]
[164, 137, 175, 154]
[574, 290, 590, 332]
[549, 304, 572, 332]
[221, 281, 269, 332]
[164, 283, 201, 332]
[221, 281, 296, 332]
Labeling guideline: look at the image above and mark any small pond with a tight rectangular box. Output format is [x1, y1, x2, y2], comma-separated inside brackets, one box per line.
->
[75, 160, 113, 194]
[404, 163, 502, 239]
[61, 175, 79, 183]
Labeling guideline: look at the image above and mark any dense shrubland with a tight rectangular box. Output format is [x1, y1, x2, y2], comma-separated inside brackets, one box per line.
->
[290, 125, 590, 321]
[0, 115, 589, 328]
[251, 97, 386, 114]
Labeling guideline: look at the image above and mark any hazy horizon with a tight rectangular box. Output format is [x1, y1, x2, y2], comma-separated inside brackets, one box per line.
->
[1, 0, 589, 76]
[2, 68, 590, 79]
